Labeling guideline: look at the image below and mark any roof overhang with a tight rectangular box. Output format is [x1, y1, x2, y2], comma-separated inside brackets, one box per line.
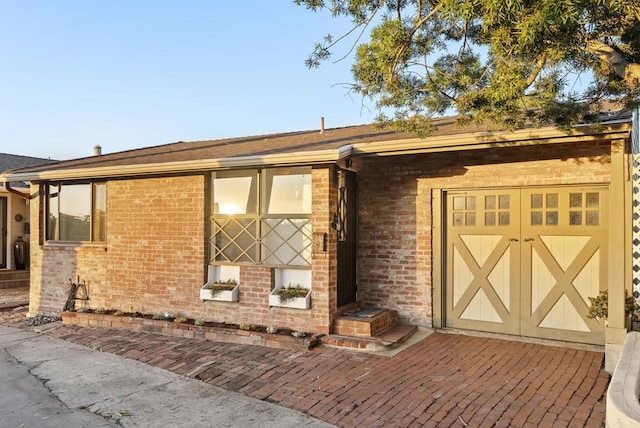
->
[0, 120, 631, 183]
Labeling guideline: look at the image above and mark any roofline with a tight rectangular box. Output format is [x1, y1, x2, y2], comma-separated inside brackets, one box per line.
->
[352, 120, 632, 156]
[0, 147, 352, 182]
[0, 120, 631, 182]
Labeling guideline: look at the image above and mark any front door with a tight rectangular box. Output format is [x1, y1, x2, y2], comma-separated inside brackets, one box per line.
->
[337, 170, 357, 306]
[445, 186, 607, 345]
[0, 197, 6, 268]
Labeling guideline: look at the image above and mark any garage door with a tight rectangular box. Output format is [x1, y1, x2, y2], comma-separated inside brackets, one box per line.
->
[445, 186, 607, 345]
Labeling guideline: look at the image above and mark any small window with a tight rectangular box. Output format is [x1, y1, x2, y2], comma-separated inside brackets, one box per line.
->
[47, 182, 106, 242]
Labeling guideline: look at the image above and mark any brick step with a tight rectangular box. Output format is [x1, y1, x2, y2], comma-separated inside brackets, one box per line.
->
[333, 308, 397, 337]
[321, 324, 418, 352]
[0, 271, 30, 289]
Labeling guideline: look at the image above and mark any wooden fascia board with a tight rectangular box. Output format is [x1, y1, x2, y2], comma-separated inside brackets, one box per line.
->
[350, 122, 632, 157]
[0, 147, 350, 182]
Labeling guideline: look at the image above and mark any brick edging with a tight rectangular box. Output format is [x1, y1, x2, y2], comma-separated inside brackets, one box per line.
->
[61, 311, 319, 351]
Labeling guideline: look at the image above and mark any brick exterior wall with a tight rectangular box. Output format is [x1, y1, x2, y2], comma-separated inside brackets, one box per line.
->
[357, 140, 613, 326]
[27, 139, 614, 332]
[29, 168, 338, 335]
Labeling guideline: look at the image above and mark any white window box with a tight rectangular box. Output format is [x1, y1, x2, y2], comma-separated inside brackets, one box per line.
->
[200, 283, 239, 302]
[201, 265, 240, 302]
[269, 285, 311, 309]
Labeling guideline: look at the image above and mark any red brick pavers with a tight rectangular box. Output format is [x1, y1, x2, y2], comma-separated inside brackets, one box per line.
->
[37, 324, 609, 427]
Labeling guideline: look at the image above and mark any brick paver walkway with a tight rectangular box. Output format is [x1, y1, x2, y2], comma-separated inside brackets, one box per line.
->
[30, 322, 608, 427]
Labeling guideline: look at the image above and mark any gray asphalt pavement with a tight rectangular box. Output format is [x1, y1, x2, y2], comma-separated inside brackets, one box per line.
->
[0, 325, 334, 428]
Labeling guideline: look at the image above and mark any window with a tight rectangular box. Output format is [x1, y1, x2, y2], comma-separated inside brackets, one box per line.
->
[210, 168, 312, 267]
[46, 182, 106, 242]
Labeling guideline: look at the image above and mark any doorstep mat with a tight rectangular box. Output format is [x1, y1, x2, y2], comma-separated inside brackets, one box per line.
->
[341, 308, 387, 318]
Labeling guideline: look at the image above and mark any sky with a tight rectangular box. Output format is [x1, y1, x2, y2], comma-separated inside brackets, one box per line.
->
[0, 1, 376, 160]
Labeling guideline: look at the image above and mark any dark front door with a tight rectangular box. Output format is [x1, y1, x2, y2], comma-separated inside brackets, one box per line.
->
[0, 197, 6, 268]
[337, 170, 357, 306]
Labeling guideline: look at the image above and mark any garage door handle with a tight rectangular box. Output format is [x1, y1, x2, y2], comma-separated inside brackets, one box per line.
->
[524, 238, 535, 242]
[509, 238, 519, 242]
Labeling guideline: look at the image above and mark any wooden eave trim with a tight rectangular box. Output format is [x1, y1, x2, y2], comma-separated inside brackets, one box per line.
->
[351, 121, 632, 157]
[0, 147, 351, 182]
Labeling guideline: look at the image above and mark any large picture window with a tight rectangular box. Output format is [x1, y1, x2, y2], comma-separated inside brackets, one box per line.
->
[210, 168, 312, 267]
[46, 182, 106, 242]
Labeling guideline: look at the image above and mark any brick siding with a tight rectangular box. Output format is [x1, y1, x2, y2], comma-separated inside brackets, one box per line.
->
[29, 168, 338, 335]
[357, 140, 612, 325]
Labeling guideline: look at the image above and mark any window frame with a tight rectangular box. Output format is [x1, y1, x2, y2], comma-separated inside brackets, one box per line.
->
[210, 167, 312, 268]
[44, 181, 107, 243]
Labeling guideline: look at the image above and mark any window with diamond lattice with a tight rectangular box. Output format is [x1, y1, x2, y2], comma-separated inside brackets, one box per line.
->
[210, 168, 311, 267]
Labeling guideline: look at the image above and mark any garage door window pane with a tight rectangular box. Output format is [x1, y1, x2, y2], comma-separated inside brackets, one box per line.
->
[546, 211, 558, 225]
[453, 197, 464, 210]
[531, 194, 542, 209]
[499, 212, 510, 226]
[499, 195, 510, 209]
[587, 211, 599, 226]
[531, 211, 542, 225]
[465, 196, 476, 210]
[485, 195, 496, 210]
[569, 211, 582, 225]
[485, 212, 496, 226]
[453, 212, 463, 226]
[546, 194, 558, 208]
[586, 192, 599, 208]
[465, 212, 476, 226]
[570, 193, 582, 208]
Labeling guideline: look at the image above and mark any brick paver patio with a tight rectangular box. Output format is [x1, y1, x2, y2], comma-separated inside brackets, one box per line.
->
[34, 323, 608, 427]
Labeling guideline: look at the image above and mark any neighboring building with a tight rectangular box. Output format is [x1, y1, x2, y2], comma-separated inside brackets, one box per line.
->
[0, 153, 56, 271]
[0, 112, 634, 366]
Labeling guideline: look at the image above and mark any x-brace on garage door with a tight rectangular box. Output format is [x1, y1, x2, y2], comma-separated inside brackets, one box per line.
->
[445, 186, 607, 345]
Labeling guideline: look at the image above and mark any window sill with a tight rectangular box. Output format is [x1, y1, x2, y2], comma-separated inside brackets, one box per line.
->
[44, 241, 107, 250]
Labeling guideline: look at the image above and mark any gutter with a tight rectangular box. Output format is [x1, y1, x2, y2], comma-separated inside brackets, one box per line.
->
[0, 148, 348, 182]
[0, 120, 631, 183]
[4, 182, 34, 200]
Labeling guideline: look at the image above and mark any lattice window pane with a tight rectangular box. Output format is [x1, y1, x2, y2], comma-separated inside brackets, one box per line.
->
[261, 219, 311, 266]
[211, 218, 258, 263]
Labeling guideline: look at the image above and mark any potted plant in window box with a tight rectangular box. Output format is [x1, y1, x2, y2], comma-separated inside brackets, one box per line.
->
[269, 283, 311, 309]
[200, 279, 239, 302]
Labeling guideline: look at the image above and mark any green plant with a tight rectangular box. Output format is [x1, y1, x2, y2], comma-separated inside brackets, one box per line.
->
[113, 310, 125, 316]
[194, 318, 205, 326]
[174, 317, 188, 323]
[276, 283, 309, 304]
[214, 279, 238, 285]
[152, 313, 164, 320]
[239, 323, 254, 331]
[95, 307, 108, 314]
[205, 279, 238, 297]
[587, 290, 636, 321]
[266, 325, 278, 334]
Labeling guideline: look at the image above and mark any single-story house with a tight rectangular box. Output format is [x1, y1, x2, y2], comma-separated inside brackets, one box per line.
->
[0, 153, 56, 272]
[0, 111, 636, 366]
